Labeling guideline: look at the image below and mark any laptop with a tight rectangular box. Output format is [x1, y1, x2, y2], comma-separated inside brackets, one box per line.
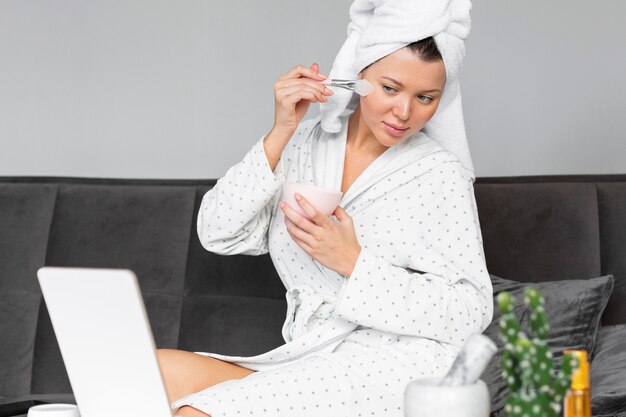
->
[37, 267, 174, 417]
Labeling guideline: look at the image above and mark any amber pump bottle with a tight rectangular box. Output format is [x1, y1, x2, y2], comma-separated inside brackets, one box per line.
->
[564, 350, 591, 417]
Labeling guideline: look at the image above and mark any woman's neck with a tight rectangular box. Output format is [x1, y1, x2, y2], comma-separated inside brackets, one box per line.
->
[347, 106, 387, 158]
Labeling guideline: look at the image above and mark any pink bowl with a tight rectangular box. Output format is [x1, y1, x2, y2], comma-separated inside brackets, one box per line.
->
[282, 182, 343, 220]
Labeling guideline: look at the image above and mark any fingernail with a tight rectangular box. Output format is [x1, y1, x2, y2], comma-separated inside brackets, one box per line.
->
[295, 193, 302, 201]
[280, 201, 285, 209]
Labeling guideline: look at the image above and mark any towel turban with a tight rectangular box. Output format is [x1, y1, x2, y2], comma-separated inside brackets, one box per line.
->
[319, 0, 476, 181]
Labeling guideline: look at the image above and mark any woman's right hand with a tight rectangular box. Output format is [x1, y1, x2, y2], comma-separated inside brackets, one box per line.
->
[272, 63, 334, 135]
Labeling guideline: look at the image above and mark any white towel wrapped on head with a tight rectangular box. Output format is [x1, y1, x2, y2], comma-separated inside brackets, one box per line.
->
[320, 0, 476, 181]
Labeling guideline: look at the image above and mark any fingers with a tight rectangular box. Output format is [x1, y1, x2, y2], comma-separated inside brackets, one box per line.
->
[275, 63, 333, 101]
[281, 202, 320, 252]
[292, 194, 326, 224]
[275, 78, 333, 103]
[272, 62, 333, 132]
[277, 91, 321, 110]
[279, 63, 327, 82]
[280, 192, 337, 227]
[333, 205, 351, 222]
[278, 78, 333, 95]
[277, 81, 332, 98]
[280, 201, 319, 232]
[283, 216, 315, 251]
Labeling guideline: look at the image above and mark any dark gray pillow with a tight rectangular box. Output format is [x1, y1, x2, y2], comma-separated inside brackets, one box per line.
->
[482, 274, 614, 414]
[590, 324, 626, 416]
[0, 291, 42, 400]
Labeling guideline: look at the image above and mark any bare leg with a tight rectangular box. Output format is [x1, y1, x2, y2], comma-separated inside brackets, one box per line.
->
[157, 349, 256, 415]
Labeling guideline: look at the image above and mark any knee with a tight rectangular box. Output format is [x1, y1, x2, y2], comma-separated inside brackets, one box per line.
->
[156, 348, 182, 380]
[156, 348, 178, 362]
[157, 348, 192, 403]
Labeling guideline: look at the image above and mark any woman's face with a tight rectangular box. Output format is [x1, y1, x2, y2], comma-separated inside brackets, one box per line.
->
[358, 47, 446, 147]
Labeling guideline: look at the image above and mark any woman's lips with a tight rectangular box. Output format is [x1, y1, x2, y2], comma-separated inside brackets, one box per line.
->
[383, 122, 408, 137]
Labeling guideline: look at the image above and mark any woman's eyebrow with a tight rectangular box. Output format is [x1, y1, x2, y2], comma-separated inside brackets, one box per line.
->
[381, 76, 405, 86]
[381, 76, 442, 94]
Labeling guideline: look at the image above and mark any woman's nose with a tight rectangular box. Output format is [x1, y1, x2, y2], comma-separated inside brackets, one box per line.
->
[392, 102, 412, 120]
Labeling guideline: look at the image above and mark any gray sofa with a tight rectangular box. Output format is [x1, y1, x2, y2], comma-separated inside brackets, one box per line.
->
[1, 175, 625, 417]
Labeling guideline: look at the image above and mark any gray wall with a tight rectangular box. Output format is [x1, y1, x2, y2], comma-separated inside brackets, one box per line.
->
[1, 0, 624, 179]
[463, 0, 626, 176]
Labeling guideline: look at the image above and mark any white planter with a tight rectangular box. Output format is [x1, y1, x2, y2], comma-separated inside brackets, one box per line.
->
[404, 377, 490, 417]
[28, 404, 80, 417]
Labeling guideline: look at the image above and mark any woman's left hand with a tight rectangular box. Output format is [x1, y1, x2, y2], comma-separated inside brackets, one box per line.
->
[280, 193, 361, 277]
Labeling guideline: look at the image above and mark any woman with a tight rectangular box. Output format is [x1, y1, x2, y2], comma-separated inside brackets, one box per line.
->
[157, 34, 493, 417]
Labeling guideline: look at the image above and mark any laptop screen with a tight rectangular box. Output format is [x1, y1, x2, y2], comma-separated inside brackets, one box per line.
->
[38, 267, 173, 417]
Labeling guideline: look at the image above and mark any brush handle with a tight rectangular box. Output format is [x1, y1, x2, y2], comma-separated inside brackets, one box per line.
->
[320, 79, 356, 91]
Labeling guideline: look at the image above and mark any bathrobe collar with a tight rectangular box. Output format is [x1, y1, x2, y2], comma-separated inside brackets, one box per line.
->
[311, 115, 447, 209]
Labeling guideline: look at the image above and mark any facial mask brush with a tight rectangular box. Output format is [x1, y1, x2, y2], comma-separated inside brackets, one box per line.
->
[321, 79, 374, 96]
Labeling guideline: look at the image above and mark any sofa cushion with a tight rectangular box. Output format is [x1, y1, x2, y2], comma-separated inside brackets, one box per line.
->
[590, 324, 626, 416]
[474, 183, 601, 282]
[29, 301, 71, 395]
[0, 394, 75, 416]
[0, 292, 41, 399]
[597, 182, 626, 325]
[178, 295, 287, 357]
[143, 293, 184, 349]
[482, 274, 614, 414]
[30, 184, 197, 394]
[184, 186, 285, 300]
[0, 184, 57, 401]
[0, 184, 56, 293]
[44, 184, 196, 294]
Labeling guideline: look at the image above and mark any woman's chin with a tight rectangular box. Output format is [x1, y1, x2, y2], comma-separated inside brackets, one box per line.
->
[376, 129, 409, 146]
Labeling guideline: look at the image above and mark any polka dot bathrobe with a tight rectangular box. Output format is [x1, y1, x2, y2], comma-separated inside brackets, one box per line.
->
[172, 116, 493, 417]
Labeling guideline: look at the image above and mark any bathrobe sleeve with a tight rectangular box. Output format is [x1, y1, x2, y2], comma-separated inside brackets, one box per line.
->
[333, 161, 493, 346]
[196, 136, 285, 256]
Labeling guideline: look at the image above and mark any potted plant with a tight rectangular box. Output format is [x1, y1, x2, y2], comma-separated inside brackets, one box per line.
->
[497, 288, 579, 417]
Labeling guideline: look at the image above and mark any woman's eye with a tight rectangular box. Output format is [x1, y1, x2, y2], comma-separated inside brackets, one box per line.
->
[382, 85, 397, 93]
[418, 95, 434, 104]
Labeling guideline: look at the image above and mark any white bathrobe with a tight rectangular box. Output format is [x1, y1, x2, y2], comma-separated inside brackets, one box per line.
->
[172, 115, 493, 417]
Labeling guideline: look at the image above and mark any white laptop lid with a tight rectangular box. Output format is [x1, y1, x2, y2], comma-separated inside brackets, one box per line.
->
[37, 267, 173, 417]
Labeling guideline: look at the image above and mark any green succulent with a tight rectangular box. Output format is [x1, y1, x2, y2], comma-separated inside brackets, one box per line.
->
[497, 288, 579, 417]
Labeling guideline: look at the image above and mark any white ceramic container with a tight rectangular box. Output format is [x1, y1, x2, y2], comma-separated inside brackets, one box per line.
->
[28, 404, 80, 417]
[404, 377, 490, 417]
